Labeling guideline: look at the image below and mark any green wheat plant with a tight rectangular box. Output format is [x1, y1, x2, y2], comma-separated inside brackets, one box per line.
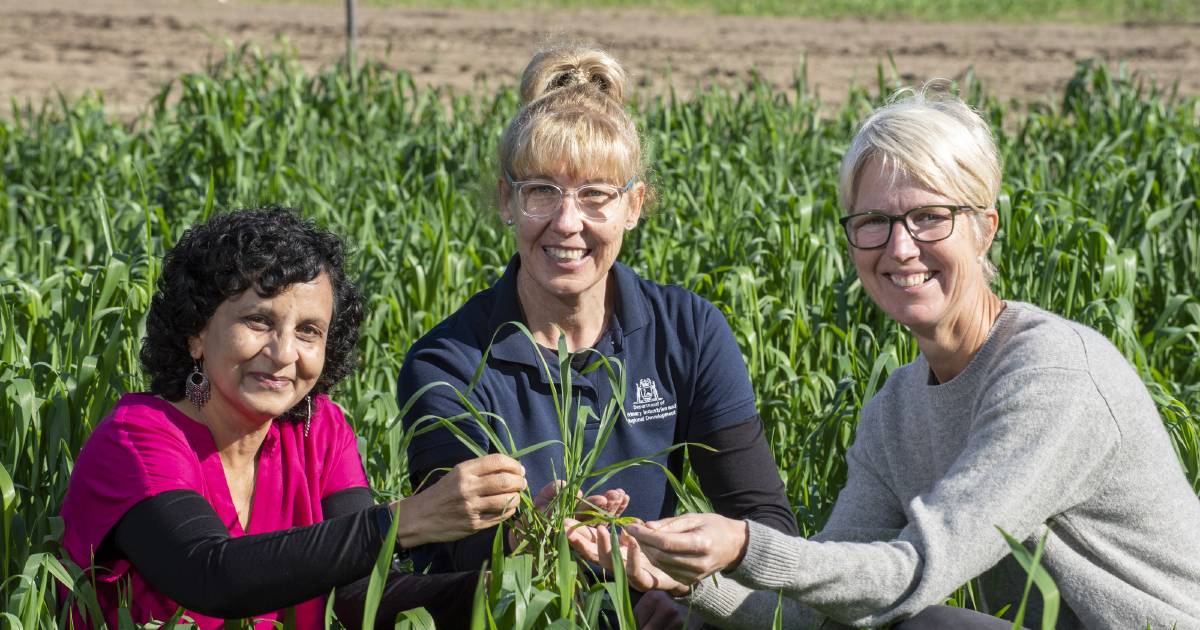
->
[401, 321, 702, 628]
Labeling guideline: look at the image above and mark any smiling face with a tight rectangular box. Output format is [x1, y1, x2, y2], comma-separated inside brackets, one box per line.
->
[501, 170, 643, 308]
[850, 159, 997, 336]
[189, 272, 333, 427]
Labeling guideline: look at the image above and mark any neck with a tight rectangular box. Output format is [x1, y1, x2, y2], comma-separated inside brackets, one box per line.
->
[914, 291, 1005, 384]
[171, 396, 272, 468]
[516, 271, 613, 351]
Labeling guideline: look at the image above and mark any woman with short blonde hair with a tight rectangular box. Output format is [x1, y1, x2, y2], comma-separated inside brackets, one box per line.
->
[589, 85, 1200, 629]
[839, 82, 1001, 280]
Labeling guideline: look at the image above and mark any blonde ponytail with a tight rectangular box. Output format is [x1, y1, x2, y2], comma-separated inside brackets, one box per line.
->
[519, 45, 628, 105]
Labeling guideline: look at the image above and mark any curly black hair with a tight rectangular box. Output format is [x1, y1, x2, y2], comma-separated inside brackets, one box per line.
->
[140, 206, 364, 421]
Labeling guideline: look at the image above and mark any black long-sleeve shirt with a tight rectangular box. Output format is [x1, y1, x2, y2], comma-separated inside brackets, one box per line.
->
[106, 487, 477, 628]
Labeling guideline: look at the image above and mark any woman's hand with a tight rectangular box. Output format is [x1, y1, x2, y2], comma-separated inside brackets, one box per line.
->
[568, 523, 692, 597]
[579, 486, 631, 520]
[509, 481, 629, 549]
[533, 481, 629, 521]
[392, 454, 527, 547]
[624, 514, 748, 585]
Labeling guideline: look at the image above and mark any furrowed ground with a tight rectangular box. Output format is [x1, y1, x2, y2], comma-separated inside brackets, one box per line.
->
[1, 0, 1199, 119]
[1, 5, 1199, 626]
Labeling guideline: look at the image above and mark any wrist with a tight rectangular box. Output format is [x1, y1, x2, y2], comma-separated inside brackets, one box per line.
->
[374, 503, 411, 561]
[725, 520, 750, 573]
[392, 497, 428, 548]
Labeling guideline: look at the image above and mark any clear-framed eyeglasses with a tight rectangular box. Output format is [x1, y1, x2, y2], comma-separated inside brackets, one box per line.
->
[839, 204, 985, 249]
[505, 173, 638, 222]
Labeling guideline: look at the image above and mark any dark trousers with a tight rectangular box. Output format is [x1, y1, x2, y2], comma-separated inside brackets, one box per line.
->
[895, 605, 1027, 630]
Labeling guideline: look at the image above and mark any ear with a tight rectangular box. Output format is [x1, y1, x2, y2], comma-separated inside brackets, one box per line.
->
[498, 178, 514, 225]
[623, 182, 645, 230]
[977, 206, 999, 253]
[187, 331, 206, 361]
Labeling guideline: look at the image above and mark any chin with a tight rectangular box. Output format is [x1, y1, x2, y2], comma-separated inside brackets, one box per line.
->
[536, 272, 597, 297]
[547, 279, 591, 296]
[884, 303, 945, 332]
[238, 392, 301, 421]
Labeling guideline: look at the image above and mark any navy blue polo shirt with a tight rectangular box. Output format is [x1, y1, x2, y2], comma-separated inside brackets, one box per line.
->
[398, 254, 758, 570]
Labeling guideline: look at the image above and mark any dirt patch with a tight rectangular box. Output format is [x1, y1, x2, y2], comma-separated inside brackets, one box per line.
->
[1, 0, 1198, 119]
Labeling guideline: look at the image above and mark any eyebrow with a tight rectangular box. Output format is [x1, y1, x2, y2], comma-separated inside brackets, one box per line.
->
[237, 304, 330, 327]
[236, 304, 273, 316]
[523, 173, 614, 185]
[852, 205, 953, 214]
[299, 316, 331, 329]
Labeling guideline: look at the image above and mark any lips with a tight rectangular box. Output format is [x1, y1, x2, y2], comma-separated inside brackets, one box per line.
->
[249, 372, 293, 390]
[887, 271, 936, 288]
[544, 246, 589, 262]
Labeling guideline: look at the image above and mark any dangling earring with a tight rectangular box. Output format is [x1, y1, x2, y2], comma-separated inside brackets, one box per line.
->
[185, 360, 210, 408]
[303, 395, 313, 438]
[504, 218, 515, 227]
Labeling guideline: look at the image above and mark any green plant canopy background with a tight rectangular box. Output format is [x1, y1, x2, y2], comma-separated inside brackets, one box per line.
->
[1, 47, 1198, 626]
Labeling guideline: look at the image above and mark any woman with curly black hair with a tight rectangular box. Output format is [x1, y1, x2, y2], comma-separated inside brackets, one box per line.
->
[60, 207, 527, 629]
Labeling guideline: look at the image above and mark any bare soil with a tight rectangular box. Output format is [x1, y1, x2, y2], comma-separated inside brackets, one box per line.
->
[1, 0, 1198, 119]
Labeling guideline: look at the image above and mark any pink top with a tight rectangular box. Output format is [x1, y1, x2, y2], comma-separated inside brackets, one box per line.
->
[60, 393, 369, 629]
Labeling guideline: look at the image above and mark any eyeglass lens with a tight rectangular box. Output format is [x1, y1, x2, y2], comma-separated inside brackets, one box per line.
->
[522, 183, 621, 219]
[847, 206, 957, 248]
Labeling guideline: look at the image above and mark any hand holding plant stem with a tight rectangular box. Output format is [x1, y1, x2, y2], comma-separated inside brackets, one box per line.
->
[567, 520, 692, 597]
[507, 480, 631, 550]
[624, 514, 750, 585]
[390, 453, 527, 547]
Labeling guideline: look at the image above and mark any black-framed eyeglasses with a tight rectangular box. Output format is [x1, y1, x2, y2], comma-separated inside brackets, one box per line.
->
[505, 173, 637, 223]
[839, 205, 985, 249]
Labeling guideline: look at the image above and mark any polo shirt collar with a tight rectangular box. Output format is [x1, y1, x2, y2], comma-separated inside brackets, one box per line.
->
[487, 254, 650, 371]
[610, 259, 649, 336]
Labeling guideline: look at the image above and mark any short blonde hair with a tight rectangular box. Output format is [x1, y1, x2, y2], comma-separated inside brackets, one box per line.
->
[838, 81, 1001, 279]
[500, 45, 646, 190]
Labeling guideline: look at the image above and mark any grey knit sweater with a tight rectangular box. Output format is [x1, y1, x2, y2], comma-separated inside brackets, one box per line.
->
[685, 301, 1200, 629]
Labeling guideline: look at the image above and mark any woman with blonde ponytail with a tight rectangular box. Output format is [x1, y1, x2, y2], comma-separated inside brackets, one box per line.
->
[398, 45, 797, 628]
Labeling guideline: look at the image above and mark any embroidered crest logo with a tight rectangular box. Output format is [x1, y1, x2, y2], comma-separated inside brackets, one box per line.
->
[635, 378, 662, 404]
[627, 377, 676, 425]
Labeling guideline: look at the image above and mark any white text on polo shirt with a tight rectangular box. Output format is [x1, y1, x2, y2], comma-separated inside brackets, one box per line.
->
[627, 378, 677, 424]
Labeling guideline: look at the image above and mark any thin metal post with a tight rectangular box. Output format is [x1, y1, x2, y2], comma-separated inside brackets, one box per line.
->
[345, 0, 357, 77]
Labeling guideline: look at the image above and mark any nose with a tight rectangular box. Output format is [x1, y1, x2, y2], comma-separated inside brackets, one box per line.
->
[886, 220, 920, 261]
[265, 331, 300, 366]
[549, 193, 585, 234]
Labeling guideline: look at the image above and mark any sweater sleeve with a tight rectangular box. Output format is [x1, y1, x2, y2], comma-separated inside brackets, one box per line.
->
[681, 575, 829, 630]
[683, 406, 901, 628]
[722, 367, 1121, 628]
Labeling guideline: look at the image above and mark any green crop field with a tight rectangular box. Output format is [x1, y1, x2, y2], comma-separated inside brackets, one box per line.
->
[1, 46, 1198, 627]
